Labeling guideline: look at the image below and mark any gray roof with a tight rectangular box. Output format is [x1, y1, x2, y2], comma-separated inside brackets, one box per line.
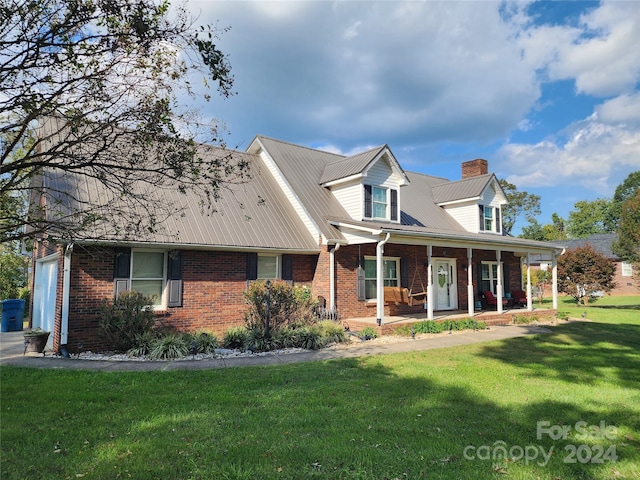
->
[41, 144, 320, 251]
[319, 146, 387, 184]
[553, 233, 619, 259]
[432, 174, 496, 204]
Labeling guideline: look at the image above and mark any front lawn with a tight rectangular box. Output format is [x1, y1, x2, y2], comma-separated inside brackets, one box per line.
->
[1, 298, 639, 479]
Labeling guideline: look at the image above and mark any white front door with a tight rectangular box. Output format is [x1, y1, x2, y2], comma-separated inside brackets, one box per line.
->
[435, 259, 458, 310]
[32, 256, 58, 349]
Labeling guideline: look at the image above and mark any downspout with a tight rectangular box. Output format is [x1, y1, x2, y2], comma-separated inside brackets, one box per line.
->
[376, 233, 391, 326]
[329, 243, 342, 310]
[60, 243, 73, 356]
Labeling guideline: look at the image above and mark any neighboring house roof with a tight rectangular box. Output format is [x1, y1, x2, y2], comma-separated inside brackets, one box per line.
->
[432, 174, 503, 205]
[553, 233, 619, 259]
[39, 144, 320, 252]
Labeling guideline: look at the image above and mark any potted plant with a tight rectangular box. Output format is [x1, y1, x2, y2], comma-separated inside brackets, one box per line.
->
[23, 327, 50, 354]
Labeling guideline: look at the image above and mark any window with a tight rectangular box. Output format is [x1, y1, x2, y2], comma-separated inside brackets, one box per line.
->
[479, 205, 502, 233]
[130, 251, 165, 304]
[364, 256, 399, 299]
[481, 261, 502, 295]
[622, 261, 633, 277]
[257, 255, 279, 279]
[372, 187, 387, 219]
[364, 184, 398, 221]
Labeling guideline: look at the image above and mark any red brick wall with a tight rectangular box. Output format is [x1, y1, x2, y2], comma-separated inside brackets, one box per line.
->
[64, 247, 319, 352]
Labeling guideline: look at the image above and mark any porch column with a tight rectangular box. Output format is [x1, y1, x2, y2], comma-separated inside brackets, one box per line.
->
[496, 249, 504, 314]
[552, 252, 559, 310]
[467, 248, 474, 316]
[526, 253, 533, 311]
[426, 245, 434, 320]
[376, 233, 390, 326]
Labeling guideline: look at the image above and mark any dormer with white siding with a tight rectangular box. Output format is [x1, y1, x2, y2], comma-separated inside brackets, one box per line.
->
[320, 146, 409, 223]
[432, 159, 507, 234]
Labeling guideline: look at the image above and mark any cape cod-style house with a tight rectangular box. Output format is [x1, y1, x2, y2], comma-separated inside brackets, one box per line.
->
[30, 127, 564, 353]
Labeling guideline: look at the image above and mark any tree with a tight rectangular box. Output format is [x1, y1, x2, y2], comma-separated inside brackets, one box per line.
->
[519, 213, 567, 241]
[498, 179, 541, 235]
[557, 245, 616, 305]
[612, 189, 640, 263]
[566, 199, 614, 238]
[1, 0, 247, 244]
[609, 171, 640, 229]
[0, 242, 29, 299]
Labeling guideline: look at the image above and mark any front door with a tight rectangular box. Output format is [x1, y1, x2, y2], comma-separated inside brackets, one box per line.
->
[435, 259, 457, 310]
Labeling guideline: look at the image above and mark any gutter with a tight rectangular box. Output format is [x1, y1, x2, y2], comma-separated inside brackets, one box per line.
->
[60, 242, 73, 355]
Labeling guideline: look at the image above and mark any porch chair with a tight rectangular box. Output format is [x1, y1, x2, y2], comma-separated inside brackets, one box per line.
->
[511, 290, 527, 308]
[482, 291, 508, 310]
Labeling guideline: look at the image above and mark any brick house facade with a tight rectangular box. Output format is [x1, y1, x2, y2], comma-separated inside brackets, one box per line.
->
[30, 130, 563, 353]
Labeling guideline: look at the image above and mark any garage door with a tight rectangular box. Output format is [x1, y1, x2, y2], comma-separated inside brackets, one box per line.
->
[32, 255, 58, 350]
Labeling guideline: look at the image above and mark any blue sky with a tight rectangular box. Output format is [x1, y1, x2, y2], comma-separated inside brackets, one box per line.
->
[185, 0, 640, 234]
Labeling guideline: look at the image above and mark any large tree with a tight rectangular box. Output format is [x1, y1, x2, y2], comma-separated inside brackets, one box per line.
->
[519, 213, 567, 242]
[566, 198, 614, 239]
[610, 171, 640, 230]
[1, 0, 247, 244]
[498, 179, 541, 236]
[557, 245, 616, 305]
[612, 189, 640, 263]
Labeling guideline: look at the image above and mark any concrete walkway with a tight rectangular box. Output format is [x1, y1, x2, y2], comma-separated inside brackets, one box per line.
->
[0, 324, 552, 372]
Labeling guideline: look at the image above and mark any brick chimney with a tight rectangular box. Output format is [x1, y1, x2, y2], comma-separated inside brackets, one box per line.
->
[462, 159, 488, 179]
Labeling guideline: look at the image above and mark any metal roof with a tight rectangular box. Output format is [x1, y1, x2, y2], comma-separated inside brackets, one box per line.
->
[432, 174, 495, 204]
[41, 143, 320, 251]
[319, 146, 386, 184]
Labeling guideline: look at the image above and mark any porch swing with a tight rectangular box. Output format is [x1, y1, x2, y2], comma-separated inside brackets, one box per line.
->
[407, 254, 427, 306]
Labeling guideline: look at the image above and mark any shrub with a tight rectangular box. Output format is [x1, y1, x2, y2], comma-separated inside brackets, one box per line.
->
[295, 325, 325, 350]
[148, 334, 189, 360]
[360, 326, 378, 340]
[222, 326, 250, 349]
[317, 320, 348, 344]
[99, 291, 157, 352]
[513, 314, 538, 325]
[413, 320, 444, 334]
[189, 331, 219, 354]
[127, 331, 158, 357]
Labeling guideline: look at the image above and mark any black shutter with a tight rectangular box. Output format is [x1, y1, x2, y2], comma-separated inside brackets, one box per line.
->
[401, 257, 409, 288]
[167, 251, 183, 307]
[495, 207, 501, 234]
[503, 261, 509, 295]
[356, 255, 366, 301]
[479, 205, 485, 231]
[477, 262, 484, 296]
[364, 184, 372, 218]
[247, 253, 258, 280]
[390, 189, 398, 221]
[282, 254, 293, 281]
[114, 248, 131, 278]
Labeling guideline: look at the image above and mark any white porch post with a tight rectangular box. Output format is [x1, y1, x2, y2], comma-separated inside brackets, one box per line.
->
[426, 245, 434, 320]
[467, 247, 474, 316]
[552, 252, 559, 310]
[526, 253, 533, 311]
[496, 249, 504, 314]
[376, 233, 390, 326]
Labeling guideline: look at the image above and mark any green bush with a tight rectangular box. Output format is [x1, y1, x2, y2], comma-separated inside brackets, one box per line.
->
[360, 326, 378, 340]
[513, 314, 537, 324]
[295, 325, 325, 350]
[148, 334, 189, 360]
[413, 320, 444, 334]
[99, 291, 157, 352]
[188, 331, 219, 354]
[317, 320, 348, 344]
[127, 331, 158, 357]
[222, 326, 250, 349]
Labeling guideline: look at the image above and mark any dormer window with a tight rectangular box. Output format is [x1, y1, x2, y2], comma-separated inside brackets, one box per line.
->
[364, 184, 399, 221]
[479, 205, 502, 234]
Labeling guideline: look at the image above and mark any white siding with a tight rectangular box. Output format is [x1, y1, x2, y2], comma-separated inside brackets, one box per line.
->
[365, 159, 400, 187]
[331, 180, 362, 220]
[443, 202, 478, 232]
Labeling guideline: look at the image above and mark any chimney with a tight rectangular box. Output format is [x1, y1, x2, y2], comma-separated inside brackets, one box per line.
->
[462, 159, 488, 179]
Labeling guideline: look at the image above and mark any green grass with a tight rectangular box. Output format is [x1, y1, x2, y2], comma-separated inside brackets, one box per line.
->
[1, 297, 639, 479]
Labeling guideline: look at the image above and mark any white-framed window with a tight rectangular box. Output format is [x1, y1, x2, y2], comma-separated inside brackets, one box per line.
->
[130, 250, 166, 306]
[480, 205, 502, 234]
[372, 187, 387, 219]
[364, 256, 400, 300]
[480, 261, 503, 295]
[257, 254, 280, 280]
[622, 261, 633, 277]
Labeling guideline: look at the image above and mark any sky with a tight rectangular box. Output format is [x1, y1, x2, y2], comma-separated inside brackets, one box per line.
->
[183, 0, 640, 234]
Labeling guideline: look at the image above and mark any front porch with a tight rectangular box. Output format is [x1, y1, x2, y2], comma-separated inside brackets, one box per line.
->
[342, 307, 558, 336]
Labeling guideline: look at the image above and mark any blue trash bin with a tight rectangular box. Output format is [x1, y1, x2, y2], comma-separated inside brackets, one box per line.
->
[1, 299, 25, 332]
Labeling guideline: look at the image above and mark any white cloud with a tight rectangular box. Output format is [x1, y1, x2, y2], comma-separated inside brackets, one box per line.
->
[595, 92, 640, 126]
